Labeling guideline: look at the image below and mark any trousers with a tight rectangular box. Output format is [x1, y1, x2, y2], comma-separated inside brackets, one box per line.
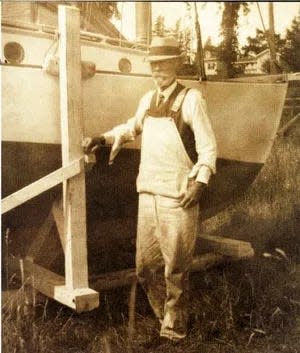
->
[136, 192, 199, 341]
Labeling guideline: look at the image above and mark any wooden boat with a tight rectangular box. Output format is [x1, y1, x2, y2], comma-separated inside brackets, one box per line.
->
[1, 4, 288, 232]
[0, 4, 291, 312]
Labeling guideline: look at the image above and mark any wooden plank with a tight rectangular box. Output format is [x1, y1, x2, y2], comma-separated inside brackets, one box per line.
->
[58, 5, 89, 289]
[24, 258, 98, 312]
[55, 286, 99, 313]
[1, 159, 83, 214]
[6, 247, 252, 311]
[51, 199, 65, 253]
[90, 268, 136, 291]
[191, 252, 226, 270]
[90, 251, 252, 291]
[277, 112, 300, 137]
[27, 212, 54, 260]
[198, 234, 254, 258]
[16, 257, 99, 312]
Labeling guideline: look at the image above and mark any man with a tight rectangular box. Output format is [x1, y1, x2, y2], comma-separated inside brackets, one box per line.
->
[83, 36, 217, 343]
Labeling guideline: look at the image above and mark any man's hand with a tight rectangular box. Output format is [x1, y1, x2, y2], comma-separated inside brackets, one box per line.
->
[180, 180, 206, 209]
[82, 136, 105, 154]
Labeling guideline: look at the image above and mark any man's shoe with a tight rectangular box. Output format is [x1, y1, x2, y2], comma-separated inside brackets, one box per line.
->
[158, 336, 181, 346]
[140, 335, 181, 349]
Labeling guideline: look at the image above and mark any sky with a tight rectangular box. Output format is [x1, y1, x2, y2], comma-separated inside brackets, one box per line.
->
[113, 2, 300, 47]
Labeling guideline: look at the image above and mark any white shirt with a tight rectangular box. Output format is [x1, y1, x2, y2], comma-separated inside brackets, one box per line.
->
[104, 81, 217, 184]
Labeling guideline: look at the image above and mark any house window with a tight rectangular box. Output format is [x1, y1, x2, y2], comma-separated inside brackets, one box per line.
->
[207, 63, 215, 70]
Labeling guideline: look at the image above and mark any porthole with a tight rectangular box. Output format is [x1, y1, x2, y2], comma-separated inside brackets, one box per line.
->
[118, 58, 132, 74]
[4, 42, 25, 64]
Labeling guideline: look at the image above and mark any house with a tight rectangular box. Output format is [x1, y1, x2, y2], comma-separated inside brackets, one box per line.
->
[234, 55, 258, 74]
[202, 48, 281, 76]
[255, 48, 281, 74]
[1, 2, 126, 40]
[203, 50, 222, 76]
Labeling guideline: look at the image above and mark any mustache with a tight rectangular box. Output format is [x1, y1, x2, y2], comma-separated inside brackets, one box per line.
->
[152, 74, 171, 80]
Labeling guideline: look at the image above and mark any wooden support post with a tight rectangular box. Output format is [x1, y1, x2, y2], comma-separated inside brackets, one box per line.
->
[58, 5, 98, 309]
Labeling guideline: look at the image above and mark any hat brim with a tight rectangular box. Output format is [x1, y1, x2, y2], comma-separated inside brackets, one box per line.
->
[146, 52, 185, 62]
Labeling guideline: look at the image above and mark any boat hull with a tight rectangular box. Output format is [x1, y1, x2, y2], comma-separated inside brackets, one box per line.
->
[2, 67, 287, 227]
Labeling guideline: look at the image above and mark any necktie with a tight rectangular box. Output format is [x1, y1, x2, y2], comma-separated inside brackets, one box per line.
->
[157, 93, 164, 107]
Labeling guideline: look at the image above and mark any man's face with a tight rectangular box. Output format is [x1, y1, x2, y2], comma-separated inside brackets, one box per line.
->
[150, 59, 178, 89]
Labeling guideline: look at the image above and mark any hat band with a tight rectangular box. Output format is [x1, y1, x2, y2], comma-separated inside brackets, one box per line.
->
[149, 46, 181, 56]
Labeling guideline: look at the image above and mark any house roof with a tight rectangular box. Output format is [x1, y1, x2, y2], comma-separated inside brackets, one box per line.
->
[256, 48, 270, 58]
[235, 56, 257, 64]
[42, 2, 126, 40]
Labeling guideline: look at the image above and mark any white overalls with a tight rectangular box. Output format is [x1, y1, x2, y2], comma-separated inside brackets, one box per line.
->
[136, 88, 200, 341]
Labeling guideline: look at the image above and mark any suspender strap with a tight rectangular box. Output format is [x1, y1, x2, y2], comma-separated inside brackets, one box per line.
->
[170, 87, 190, 113]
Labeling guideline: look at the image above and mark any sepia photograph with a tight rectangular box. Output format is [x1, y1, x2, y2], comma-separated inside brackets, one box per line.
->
[1, 1, 300, 352]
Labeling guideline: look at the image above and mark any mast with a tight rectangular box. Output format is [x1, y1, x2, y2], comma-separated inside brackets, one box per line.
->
[268, 3, 277, 74]
[193, 3, 207, 81]
[135, 2, 152, 46]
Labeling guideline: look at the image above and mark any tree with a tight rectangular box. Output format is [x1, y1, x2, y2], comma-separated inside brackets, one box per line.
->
[261, 58, 271, 74]
[218, 2, 249, 78]
[280, 16, 300, 72]
[242, 29, 285, 56]
[203, 37, 219, 57]
[153, 15, 165, 37]
[172, 18, 193, 65]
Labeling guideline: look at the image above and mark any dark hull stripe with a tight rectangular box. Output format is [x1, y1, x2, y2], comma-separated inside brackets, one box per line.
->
[2, 141, 263, 229]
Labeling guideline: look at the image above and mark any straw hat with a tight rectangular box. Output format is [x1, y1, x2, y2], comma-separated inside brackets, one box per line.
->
[147, 36, 184, 62]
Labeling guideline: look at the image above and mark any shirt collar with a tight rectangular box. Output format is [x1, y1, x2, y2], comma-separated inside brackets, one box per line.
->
[158, 80, 178, 101]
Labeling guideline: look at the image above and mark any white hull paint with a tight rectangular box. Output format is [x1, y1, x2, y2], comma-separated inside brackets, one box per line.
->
[2, 65, 287, 165]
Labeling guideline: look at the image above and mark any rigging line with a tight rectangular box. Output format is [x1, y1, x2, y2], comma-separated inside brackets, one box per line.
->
[119, 2, 123, 47]
[256, 2, 282, 72]
[43, 30, 59, 60]
[256, 2, 268, 33]
[193, 2, 207, 81]
[147, 3, 151, 48]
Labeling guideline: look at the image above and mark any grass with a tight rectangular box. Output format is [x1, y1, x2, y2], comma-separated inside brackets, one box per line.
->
[2, 113, 300, 353]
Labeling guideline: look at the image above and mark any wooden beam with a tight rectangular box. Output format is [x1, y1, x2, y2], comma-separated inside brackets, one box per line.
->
[58, 5, 90, 290]
[191, 252, 226, 270]
[277, 112, 300, 137]
[90, 251, 252, 291]
[6, 246, 253, 311]
[1, 159, 83, 214]
[198, 234, 254, 258]
[12, 257, 99, 312]
[26, 212, 55, 260]
[51, 199, 65, 253]
[90, 268, 136, 291]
